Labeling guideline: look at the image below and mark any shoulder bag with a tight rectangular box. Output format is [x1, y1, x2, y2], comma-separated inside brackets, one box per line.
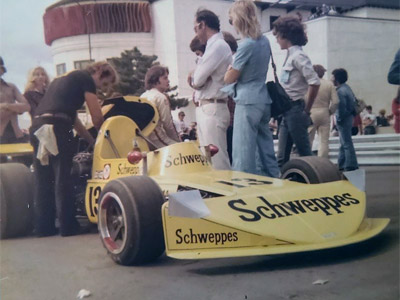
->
[266, 50, 292, 118]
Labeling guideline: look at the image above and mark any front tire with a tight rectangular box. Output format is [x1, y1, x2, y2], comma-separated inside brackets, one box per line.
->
[281, 156, 342, 184]
[0, 163, 33, 239]
[98, 176, 165, 265]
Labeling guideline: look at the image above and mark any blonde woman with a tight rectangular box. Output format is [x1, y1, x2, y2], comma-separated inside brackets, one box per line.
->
[24, 66, 50, 118]
[224, 0, 279, 177]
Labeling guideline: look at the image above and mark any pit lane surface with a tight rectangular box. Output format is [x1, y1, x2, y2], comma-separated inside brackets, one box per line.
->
[1, 166, 399, 300]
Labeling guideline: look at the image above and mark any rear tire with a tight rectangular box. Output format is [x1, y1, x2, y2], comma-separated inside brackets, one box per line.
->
[98, 176, 165, 265]
[0, 163, 33, 239]
[281, 156, 342, 184]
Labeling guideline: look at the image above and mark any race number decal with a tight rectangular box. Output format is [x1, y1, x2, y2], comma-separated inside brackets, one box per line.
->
[216, 178, 273, 188]
[88, 186, 102, 217]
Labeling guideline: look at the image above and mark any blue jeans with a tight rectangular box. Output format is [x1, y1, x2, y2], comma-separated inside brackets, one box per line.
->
[232, 103, 280, 178]
[277, 101, 312, 167]
[337, 115, 359, 171]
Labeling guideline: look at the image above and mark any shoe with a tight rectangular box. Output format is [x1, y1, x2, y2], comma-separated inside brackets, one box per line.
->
[344, 167, 359, 172]
[35, 228, 58, 237]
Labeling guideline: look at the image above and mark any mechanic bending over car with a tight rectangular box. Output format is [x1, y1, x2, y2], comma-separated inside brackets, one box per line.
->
[30, 61, 118, 237]
[141, 65, 181, 149]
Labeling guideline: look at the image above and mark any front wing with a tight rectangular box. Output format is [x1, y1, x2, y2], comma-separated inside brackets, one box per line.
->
[163, 208, 388, 259]
[161, 172, 389, 260]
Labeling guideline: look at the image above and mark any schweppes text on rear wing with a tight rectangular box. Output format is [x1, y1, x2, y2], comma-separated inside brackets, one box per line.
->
[228, 193, 360, 221]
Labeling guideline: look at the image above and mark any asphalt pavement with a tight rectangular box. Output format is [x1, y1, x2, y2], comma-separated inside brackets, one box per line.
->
[0, 166, 399, 300]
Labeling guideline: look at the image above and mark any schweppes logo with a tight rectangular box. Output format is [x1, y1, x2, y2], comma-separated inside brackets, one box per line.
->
[165, 153, 209, 168]
[117, 163, 140, 175]
[228, 193, 360, 221]
[176, 228, 238, 245]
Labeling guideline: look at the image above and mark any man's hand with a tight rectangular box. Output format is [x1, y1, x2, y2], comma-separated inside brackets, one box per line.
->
[187, 72, 194, 88]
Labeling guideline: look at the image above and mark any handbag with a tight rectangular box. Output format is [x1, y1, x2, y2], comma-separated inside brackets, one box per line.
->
[267, 50, 292, 118]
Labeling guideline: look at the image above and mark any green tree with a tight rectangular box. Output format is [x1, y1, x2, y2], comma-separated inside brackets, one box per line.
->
[109, 47, 157, 96]
[167, 85, 189, 110]
[109, 47, 188, 110]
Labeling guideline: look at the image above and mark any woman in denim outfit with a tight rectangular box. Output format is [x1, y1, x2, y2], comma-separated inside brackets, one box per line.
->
[272, 16, 320, 167]
[224, 0, 279, 177]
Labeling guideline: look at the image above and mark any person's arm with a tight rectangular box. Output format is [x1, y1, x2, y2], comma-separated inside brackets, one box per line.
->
[305, 85, 319, 113]
[74, 117, 95, 145]
[388, 49, 400, 85]
[329, 84, 339, 115]
[293, 53, 320, 113]
[336, 89, 346, 123]
[3, 84, 30, 114]
[157, 94, 180, 142]
[193, 41, 230, 89]
[224, 65, 240, 84]
[224, 40, 252, 84]
[392, 99, 400, 117]
[84, 91, 104, 130]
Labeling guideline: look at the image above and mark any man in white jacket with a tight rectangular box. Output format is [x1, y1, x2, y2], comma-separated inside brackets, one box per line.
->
[141, 66, 180, 149]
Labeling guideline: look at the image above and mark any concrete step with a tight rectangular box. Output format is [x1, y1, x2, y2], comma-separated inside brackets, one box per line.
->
[274, 133, 400, 166]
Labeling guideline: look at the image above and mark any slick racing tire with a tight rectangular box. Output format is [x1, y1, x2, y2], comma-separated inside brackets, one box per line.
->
[98, 176, 165, 265]
[0, 163, 33, 239]
[281, 156, 342, 184]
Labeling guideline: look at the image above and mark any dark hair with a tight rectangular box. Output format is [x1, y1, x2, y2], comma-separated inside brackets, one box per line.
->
[0, 56, 7, 73]
[145, 65, 169, 90]
[332, 68, 348, 84]
[272, 15, 308, 46]
[195, 9, 220, 32]
[222, 31, 238, 53]
[366, 105, 372, 110]
[313, 64, 326, 78]
[190, 36, 206, 53]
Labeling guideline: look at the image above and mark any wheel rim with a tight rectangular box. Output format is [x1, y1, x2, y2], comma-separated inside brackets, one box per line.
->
[281, 168, 311, 184]
[98, 192, 128, 254]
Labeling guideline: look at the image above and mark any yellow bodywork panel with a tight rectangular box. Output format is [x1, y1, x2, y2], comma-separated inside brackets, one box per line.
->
[0, 143, 33, 156]
[160, 171, 389, 259]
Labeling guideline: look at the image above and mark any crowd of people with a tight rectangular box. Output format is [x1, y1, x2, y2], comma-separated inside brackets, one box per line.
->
[1, 0, 399, 238]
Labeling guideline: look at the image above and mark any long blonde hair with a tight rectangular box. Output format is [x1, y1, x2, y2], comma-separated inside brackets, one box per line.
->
[86, 61, 119, 85]
[229, 0, 261, 40]
[24, 66, 50, 92]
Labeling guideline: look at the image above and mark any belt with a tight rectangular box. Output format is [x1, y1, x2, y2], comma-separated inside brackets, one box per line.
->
[200, 98, 227, 105]
[35, 113, 72, 122]
[291, 99, 305, 107]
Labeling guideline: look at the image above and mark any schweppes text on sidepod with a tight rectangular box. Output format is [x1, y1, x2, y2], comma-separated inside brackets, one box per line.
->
[228, 193, 360, 221]
[165, 153, 209, 167]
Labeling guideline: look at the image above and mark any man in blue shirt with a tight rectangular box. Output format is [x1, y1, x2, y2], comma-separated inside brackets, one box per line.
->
[332, 68, 358, 171]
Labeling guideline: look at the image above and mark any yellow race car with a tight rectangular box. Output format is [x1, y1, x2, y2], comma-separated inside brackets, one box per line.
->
[0, 96, 389, 266]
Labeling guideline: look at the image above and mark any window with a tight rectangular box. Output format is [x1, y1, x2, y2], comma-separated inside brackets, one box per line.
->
[56, 63, 66, 76]
[74, 60, 94, 70]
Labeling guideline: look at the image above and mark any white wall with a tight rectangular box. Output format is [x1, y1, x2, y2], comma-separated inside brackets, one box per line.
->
[51, 32, 154, 73]
[151, 0, 179, 88]
[266, 15, 400, 114]
[344, 7, 400, 20]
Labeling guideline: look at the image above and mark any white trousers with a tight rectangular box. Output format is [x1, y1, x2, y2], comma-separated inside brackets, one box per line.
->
[196, 103, 231, 170]
[309, 108, 331, 158]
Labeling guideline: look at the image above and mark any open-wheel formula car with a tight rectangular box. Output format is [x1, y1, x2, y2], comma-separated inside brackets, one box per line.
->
[0, 96, 390, 266]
